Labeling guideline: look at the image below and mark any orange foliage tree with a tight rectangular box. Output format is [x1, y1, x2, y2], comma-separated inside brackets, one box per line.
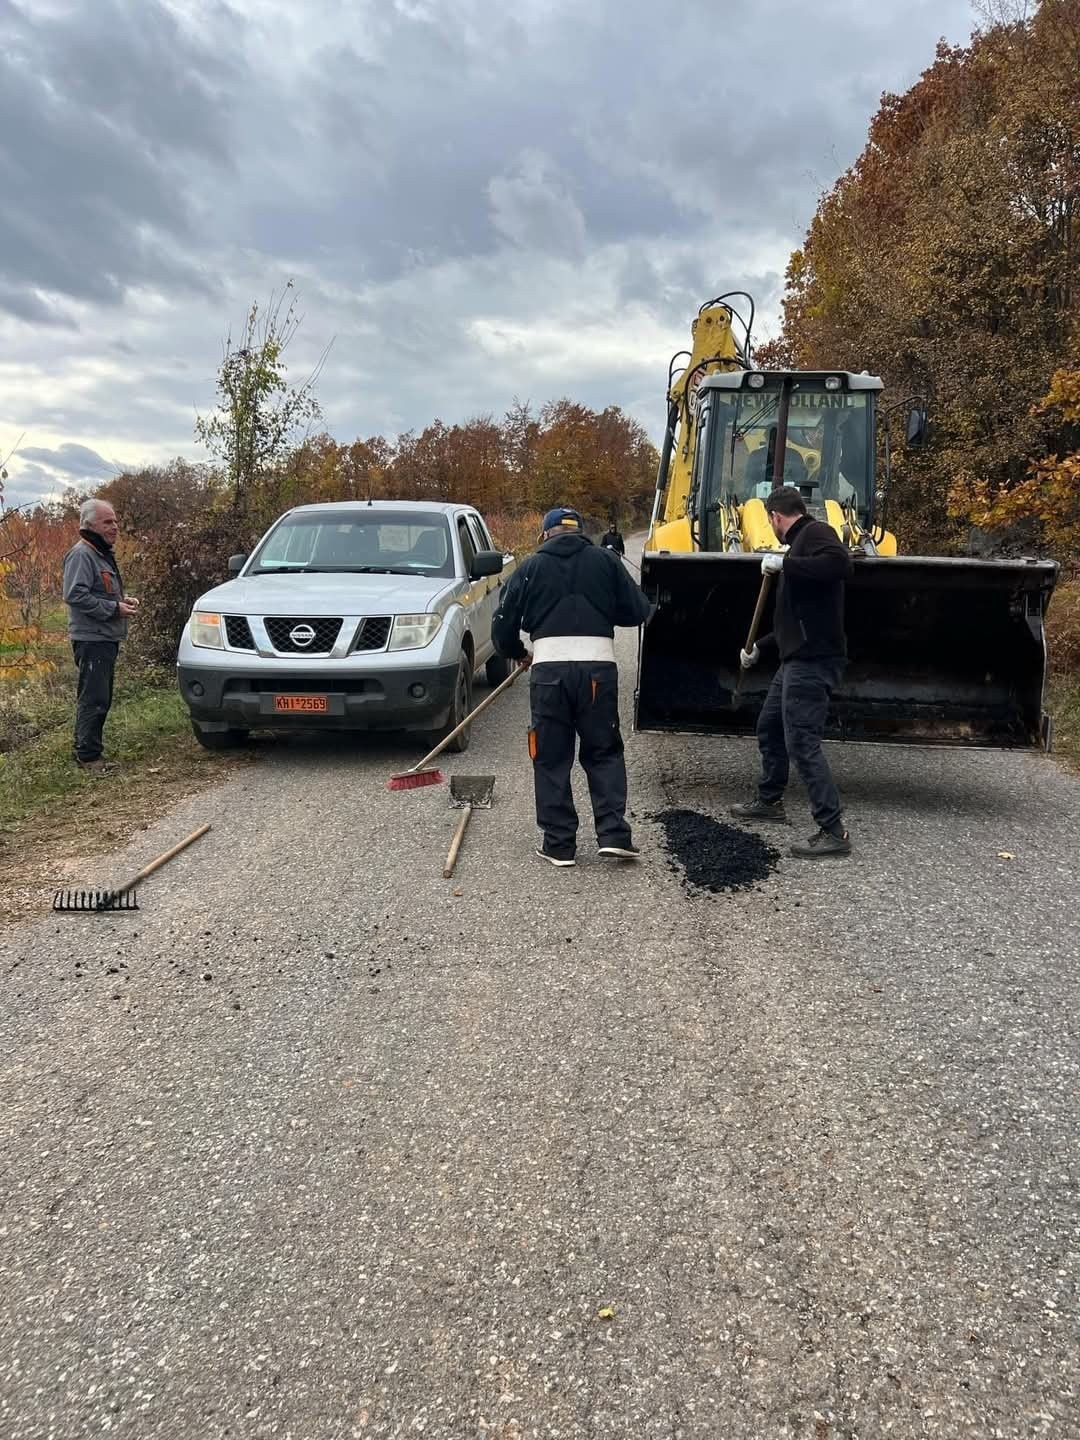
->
[768, 0, 1080, 556]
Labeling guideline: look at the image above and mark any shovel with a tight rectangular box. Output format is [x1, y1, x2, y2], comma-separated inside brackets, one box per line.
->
[442, 774, 495, 879]
[732, 569, 775, 707]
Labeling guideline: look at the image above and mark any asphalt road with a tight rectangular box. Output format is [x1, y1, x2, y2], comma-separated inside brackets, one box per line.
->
[2, 551, 1077, 1439]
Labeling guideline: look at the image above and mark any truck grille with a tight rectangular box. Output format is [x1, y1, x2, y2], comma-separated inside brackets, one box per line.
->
[352, 616, 392, 652]
[265, 617, 343, 653]
[224, 616, 255, 650]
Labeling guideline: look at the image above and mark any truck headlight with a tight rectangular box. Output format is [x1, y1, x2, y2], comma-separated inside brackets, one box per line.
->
[388, 613, 442, 651]
[190, 612, 224, 649]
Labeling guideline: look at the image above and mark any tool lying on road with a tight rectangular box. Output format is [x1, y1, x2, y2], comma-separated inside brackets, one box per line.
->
[442, 775, 496, 879]
[387, 664, 525, 791]
[53, 823, 212, 913]
[732, 570, 775, 708]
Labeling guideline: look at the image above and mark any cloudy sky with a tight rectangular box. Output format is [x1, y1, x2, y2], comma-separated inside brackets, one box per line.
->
[1, 0, 978, 507]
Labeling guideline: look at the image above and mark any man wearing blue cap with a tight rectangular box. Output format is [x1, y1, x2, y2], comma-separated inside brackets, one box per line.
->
[491, 507, 653, 867]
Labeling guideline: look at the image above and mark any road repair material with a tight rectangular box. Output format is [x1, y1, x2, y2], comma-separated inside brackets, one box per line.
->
[654, 808, 780, 893]
[53, 823, 212, 914]
[387, 666, 524, 792]
[442, 775, 496, 879]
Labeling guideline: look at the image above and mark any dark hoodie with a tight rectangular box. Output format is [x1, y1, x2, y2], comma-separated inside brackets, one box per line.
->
[492, 532, 652, 660]
[758, 514, 853, 662]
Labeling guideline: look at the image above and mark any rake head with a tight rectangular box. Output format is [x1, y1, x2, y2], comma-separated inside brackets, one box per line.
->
[386, 767, 444, 792]
[53, 889, 140, 914]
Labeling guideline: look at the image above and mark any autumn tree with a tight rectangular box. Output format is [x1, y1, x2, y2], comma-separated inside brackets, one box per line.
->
[195, 282, 329, 513]
[769, 1, 1079, 554]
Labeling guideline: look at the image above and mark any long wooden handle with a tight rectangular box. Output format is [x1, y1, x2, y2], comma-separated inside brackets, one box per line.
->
[733, 570, 775, 699]
[442, 806, 472, 879]
[743, 569, 775, 652]
[114, 823, 212, 898]
[408, 664, 525, 775]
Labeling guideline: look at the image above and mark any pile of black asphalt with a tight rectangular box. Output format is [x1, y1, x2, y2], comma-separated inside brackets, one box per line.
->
[652, 807, 782, 894]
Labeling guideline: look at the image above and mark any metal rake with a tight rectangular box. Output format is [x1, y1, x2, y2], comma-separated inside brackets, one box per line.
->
[52, 824, 211, 915]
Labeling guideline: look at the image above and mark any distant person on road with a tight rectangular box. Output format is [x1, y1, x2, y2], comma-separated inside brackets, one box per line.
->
[62, 499, 139, 772]
[599, 523, 625, 556]
[732, 485, 854, 857]
[491, 506, 653, 868]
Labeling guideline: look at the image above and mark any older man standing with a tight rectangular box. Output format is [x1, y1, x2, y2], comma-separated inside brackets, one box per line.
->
[62, 499, 138, 771]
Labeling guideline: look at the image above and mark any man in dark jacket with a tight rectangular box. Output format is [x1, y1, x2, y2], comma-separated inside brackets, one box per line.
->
[492, 506, 653, 867]
[732, 486, 854, 857]
[62, 499, 139, 771]
[599, 523, 625, 556]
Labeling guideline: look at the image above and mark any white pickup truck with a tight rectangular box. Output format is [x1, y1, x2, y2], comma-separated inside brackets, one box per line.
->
[176, 500, 516, 752]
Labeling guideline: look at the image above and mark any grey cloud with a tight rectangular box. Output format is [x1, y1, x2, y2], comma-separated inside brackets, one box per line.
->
[0, 281, 77, 328]
[2, 0, 979, 508]
[19, 443, 118, 478]
[488, 153, 587, 257]
[0, 0, 239, 314]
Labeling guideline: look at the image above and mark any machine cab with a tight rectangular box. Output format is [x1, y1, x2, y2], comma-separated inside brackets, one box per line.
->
[688, 370, 884, 550]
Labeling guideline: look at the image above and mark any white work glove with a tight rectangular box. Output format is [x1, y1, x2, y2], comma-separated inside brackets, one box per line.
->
[761, 552, 784, 575]
[739, 644, 760, 671]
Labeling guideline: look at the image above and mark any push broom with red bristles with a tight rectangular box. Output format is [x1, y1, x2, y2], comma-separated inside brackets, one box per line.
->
[387, 663, 525, 791]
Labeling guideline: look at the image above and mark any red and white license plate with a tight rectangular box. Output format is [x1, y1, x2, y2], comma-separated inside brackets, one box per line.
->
[273, 694, 329, 713]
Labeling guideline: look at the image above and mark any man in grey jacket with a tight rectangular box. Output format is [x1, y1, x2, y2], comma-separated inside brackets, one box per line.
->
[62, 499, 139, 770]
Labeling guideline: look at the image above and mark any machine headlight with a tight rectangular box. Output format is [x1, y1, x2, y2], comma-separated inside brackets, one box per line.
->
[190, 612, 224, 649]
[825, 375, 842, 391]
[747, 372, 765, 389]
[388, 613, 443, 651]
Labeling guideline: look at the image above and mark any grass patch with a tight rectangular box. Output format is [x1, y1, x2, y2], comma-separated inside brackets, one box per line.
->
[0, 678, 192, 830]
[1048, 673, 1080, 770]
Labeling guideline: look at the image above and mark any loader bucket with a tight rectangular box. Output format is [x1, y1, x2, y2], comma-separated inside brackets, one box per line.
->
[635, 551, 1058, 749]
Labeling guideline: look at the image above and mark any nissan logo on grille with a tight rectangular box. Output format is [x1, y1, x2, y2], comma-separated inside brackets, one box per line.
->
[289, 623, 316, 648]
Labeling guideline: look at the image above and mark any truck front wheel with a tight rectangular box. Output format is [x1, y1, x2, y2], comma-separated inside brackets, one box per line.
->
[440, 656, 473, 754]
[191, 721, 250, 751]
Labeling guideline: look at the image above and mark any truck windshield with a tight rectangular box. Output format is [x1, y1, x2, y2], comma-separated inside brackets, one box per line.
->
[250, 511, 456, 578]
[701, 384, 873, 516]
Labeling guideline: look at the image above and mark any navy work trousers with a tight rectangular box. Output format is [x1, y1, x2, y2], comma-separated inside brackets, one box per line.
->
[72, 640, 119, 762]
[529, 661, 631, 859]
[757, 656, 845, 833]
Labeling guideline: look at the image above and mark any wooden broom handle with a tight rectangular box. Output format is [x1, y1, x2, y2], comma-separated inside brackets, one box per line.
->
[114, 824, 212, 897]
[408, 663, 525, 774]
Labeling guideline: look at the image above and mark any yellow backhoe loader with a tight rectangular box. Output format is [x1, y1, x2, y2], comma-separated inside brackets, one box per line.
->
[636, 295, 1059, 748]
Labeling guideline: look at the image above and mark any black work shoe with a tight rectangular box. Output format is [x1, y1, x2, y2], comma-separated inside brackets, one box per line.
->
[536, 847, 576, 868]
[730, 797, 788, 823]
[789, 828, 852, 859]
[598, 843, 640, 860]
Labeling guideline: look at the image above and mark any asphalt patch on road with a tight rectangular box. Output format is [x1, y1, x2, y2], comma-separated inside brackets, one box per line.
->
[652, 808, 781, 894]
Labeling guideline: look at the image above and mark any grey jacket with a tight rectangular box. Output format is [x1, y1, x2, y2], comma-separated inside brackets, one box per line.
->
[63, 539, 129, 643]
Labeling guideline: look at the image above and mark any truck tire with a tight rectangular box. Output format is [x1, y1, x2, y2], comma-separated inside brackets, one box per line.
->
[441, 655, 473, 754]
[485, 653, 510, 687]
[191, 720, 250, 750]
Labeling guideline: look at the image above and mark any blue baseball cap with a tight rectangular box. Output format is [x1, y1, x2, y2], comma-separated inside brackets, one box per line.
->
[541, 507, 584, 533]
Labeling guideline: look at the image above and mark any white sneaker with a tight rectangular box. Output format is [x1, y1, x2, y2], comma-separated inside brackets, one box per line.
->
[535, 847, 576, 868]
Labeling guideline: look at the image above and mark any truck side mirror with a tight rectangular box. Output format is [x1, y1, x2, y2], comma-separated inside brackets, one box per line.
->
[906, 407, 928, 448]
[470, 550, 504, 580]
[228, 553, 247, 575]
